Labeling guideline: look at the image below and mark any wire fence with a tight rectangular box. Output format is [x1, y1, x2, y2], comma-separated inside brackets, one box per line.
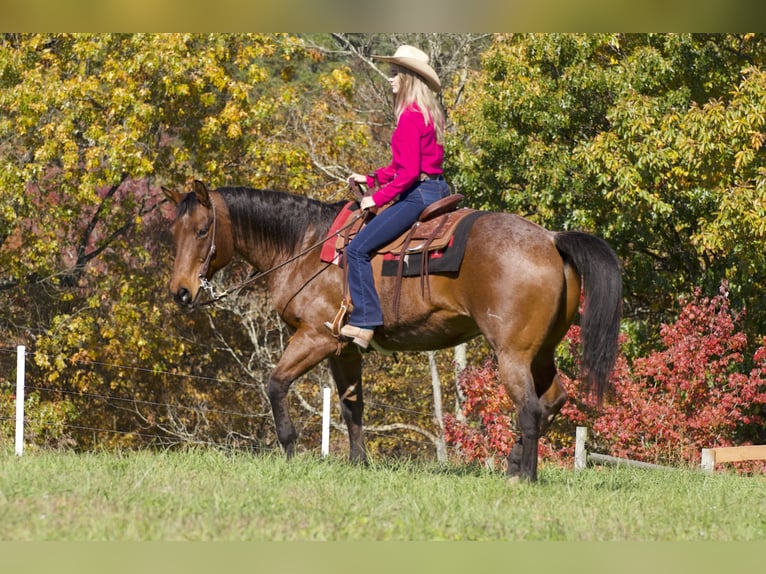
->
[0, 344, 440, 456]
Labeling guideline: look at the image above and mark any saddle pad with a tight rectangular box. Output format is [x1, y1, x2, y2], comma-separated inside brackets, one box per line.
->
[320, 201, 358, 264]
[381, 210, 486, 277]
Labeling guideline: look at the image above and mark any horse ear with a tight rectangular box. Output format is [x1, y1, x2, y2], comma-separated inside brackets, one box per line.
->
[192, 180, 211, 207]
[161, 186, 182, 206]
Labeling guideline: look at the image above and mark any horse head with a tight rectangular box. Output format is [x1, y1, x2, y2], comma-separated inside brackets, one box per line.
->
[162, 180, 234, 308]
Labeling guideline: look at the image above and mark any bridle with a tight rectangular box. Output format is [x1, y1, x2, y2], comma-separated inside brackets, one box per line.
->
[197, 195, 218, 290]
[194, 197, 366, 307]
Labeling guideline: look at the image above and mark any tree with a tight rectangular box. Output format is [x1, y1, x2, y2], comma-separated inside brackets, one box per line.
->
[0, 33, 324, 448]
[0, 33, 485, 456]
[449, 33, 766, 343]
[5, 33, 765, 463]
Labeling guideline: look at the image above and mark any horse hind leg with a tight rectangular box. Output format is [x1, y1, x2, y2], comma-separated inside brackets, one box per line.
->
[497, 355, 542, 482]
[538, 373, 568, 436]
[328, 351, 367, 464]
[507, 359, 568, 477]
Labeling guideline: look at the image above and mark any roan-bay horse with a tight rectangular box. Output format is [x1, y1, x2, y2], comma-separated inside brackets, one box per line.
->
[162, 180, 622, 482]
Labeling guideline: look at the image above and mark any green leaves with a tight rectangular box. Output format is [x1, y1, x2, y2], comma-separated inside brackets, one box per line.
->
[450, 33, 766, 337]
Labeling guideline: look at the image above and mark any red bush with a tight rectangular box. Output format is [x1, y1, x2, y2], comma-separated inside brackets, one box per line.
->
[593, 283, 766, 467]
[443, 359, 514, 464]
[444, 282, 766, 472]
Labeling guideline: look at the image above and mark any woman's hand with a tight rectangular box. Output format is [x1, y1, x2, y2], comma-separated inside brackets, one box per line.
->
[348, 173, 368, 185]
[360, 196, 376, 211]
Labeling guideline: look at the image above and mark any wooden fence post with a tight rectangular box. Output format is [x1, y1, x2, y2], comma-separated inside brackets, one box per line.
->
[321, 386, 331, 457]
[700, 445, 766, 472]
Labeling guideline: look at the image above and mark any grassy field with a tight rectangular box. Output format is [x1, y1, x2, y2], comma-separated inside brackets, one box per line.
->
[1, 447, 764, 541]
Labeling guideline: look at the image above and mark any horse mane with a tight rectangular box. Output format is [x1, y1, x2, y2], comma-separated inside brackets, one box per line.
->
[214, 187, 345, 254]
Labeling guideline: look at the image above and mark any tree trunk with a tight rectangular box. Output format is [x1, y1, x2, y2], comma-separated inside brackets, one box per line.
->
[427, 351, 448, 463]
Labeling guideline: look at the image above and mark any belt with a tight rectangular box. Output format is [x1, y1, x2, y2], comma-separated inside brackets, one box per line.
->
[419, 172, 445, 181]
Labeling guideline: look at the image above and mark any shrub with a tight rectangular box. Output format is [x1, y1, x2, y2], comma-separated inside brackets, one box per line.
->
[444, 282, 766, 472]
[591, 283, 766, 468]
[0, 382, 76, 451]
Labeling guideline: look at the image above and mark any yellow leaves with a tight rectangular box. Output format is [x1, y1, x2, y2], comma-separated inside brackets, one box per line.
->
[220, 101, 247, 140]
[319, 66, 355, 99]
[734, 148, 754, 172]
[693, 181, 766, 260]
[751, 131, 765, 151]
[226, 122, 242, 139]
[168, 81, 190, 97]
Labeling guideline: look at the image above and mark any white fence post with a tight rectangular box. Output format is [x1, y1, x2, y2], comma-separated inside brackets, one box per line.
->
[574, 426, 588, 470]
[701, 448, 715, 472]
[321, 386, 331, 457]
[15, 345, 26, 456]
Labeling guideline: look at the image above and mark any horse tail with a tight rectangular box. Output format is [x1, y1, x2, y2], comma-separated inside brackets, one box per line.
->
[554, 231, 622, 403]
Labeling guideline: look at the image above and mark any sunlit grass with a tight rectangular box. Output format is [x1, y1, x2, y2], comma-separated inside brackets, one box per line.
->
[0, 448, 764, 541]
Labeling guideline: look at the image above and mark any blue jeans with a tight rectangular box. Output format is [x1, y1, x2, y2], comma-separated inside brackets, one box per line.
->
[346, 178, 451, 328]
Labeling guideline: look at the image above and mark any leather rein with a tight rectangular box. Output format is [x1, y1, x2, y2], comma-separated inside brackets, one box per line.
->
[195, 196, 365, 307]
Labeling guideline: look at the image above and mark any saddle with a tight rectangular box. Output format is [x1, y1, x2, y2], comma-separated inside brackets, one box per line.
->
[334, 193, 466, 256]
[322, 189, 476, 331]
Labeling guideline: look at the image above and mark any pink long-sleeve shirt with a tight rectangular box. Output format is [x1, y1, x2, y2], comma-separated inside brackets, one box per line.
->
[365, 104, 444, 207]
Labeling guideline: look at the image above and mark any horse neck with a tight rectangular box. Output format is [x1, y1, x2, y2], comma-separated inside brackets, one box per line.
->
[221, 187, 335, 272]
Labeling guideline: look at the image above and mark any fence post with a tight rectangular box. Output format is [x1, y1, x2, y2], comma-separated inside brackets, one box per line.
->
[15, 345, 26, 456]
[574, 426, 588, 470]
[321, 386, 331, 457]
[700, 448, 715, 472]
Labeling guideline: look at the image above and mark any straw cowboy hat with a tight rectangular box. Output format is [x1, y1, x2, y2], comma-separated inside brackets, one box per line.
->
[374, 45, 441, 93]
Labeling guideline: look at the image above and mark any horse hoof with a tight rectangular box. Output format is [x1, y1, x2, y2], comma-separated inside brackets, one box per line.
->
[506, 474, 537, 485]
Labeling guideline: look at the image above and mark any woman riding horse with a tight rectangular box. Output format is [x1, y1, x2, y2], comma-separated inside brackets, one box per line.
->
[334, 45, 451, 349]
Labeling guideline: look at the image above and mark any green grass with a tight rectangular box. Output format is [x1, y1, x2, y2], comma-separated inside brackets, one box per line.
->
[1, 447, 764, 541]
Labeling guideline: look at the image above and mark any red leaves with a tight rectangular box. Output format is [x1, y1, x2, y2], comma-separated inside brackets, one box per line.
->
[445, 281, 766, 472]
[443, 358, 516, 463]
[593, 282, 766, 467]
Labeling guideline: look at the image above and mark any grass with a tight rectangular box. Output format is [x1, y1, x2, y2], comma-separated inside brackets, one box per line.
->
[0, 447, 765, 541]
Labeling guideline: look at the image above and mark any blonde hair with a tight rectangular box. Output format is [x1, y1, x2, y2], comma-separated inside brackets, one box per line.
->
[392, 66, 445, 146]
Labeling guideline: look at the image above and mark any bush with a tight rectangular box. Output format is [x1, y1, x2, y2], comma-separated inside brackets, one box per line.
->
[444, 282, 766, 472]
[0, 382, 76, 451]
[591, 283, 766, 468]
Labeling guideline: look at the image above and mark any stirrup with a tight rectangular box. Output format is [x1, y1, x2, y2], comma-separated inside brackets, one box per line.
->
[326, 300, 351, 337]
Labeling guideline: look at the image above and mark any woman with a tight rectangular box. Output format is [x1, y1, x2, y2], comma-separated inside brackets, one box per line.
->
[332, 45, 450, 349]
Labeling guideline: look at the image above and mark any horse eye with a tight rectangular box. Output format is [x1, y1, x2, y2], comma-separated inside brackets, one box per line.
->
[197, 226, 209, 239]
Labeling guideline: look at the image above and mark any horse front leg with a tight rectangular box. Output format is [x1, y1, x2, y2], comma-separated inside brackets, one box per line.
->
[327, 350, 366, 464]
[266, 329, 338, 459]
[267, 375, 298, 458]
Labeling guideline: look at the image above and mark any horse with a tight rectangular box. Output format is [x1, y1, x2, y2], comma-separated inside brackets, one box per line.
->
[162, 180, 622, 482]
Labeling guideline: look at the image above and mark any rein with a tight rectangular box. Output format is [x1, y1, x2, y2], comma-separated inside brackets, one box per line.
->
[196, 204, 365, 307]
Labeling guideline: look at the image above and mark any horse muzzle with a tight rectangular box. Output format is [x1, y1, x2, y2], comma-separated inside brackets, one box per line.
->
[173, 286, 199, 308]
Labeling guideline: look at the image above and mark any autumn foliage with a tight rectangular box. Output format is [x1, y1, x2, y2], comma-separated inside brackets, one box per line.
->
[442, 358, 515, 464]
[3, 34, 766, 460]
[444, 283, 766, 472]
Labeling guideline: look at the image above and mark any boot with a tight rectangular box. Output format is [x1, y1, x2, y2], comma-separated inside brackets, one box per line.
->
[324, 322, 375, 349]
